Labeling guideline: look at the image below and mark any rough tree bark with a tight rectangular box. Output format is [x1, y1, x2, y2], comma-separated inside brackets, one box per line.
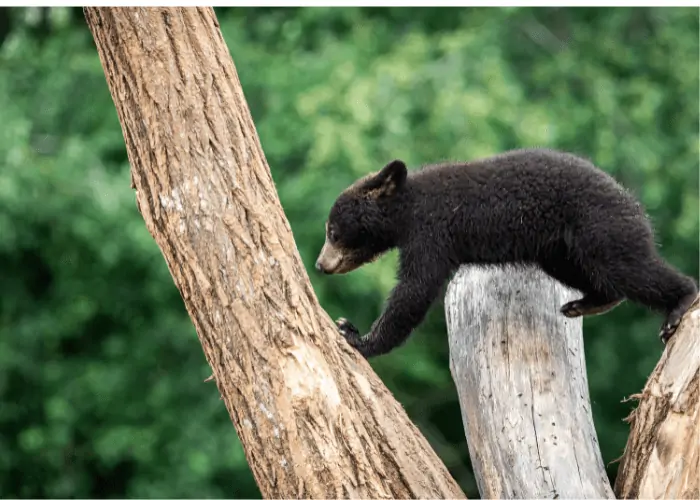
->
[84, 7, 464, 499]
[614, 295, 700, 499]
[445, 266, 615, 499]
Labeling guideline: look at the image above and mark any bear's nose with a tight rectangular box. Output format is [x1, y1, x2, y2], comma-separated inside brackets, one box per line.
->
[315, 260, 325, 273]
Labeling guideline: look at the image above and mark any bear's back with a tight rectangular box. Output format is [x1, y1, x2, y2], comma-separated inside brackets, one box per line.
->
[403, 148, 646, 263]
[409, 148, 637, 217]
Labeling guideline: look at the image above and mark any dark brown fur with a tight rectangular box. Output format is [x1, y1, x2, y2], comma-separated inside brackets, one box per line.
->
[316, 148, 698, 358]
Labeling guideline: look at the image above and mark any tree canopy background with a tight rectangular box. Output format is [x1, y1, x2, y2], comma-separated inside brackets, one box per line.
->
[0, 6, 697, 498]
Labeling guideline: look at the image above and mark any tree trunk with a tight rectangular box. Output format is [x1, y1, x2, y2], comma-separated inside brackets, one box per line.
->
[84, 7, 465, 499]
[614, 295, 700, 499]
[444, 266, 615, 499]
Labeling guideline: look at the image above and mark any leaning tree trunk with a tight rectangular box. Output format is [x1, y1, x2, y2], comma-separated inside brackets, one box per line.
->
[445, 266, 615, 499]
[84, 7, 464, 499]
[614, 295, 700, 499]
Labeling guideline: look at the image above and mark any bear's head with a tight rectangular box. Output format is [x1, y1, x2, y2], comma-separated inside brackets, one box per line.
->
[315, 159, 408, 274]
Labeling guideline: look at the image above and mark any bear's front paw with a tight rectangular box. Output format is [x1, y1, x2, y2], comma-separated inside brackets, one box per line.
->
[336, 317, 362, 346]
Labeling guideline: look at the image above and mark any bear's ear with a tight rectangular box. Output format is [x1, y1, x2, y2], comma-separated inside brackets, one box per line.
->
[369, 159, 407, 198]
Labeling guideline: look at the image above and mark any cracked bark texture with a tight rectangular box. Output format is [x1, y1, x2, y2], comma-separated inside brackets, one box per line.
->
[615, 295, 700, 499]
[84, 7, 464, 499]
[445, 266, 614, 499]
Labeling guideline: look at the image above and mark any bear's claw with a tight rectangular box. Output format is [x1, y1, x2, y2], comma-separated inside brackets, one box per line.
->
[659, 316, 681, 344]
[660, 294, 696, 345]
[336, 317, 360, 338]
[560, 301, 584, 318]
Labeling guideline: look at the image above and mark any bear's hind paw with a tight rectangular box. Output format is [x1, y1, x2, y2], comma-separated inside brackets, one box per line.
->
[659, 316, 681, 344]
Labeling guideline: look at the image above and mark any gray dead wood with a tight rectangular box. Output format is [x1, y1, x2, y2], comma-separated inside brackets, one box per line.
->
[445, 265, 615, 499]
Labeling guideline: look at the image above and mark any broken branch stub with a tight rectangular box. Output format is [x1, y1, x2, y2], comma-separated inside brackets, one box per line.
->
[445, 265, 614, 499]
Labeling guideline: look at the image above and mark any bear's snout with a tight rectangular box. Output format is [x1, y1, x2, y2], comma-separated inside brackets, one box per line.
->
[315, 259, 328, 273]
[315, 239, 346, 274]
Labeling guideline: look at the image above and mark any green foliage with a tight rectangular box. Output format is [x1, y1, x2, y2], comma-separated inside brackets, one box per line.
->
[0, 6, 697, 498]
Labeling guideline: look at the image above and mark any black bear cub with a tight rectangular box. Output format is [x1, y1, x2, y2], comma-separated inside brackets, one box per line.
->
[315, 148, 698, 359]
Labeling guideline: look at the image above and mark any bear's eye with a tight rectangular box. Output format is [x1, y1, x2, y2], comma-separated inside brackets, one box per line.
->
[328, 228, 338, 244]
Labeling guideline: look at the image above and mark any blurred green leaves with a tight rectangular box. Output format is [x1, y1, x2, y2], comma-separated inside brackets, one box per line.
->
[0, 6, 697, 499]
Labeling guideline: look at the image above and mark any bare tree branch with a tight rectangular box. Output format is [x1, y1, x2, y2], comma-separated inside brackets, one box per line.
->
[615, 296, 700, 499]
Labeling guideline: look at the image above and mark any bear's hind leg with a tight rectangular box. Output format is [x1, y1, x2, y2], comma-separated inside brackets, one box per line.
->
[537, 251, 622, 317]
[560, 293, 624, 318]
[589, 253, 697, 343]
